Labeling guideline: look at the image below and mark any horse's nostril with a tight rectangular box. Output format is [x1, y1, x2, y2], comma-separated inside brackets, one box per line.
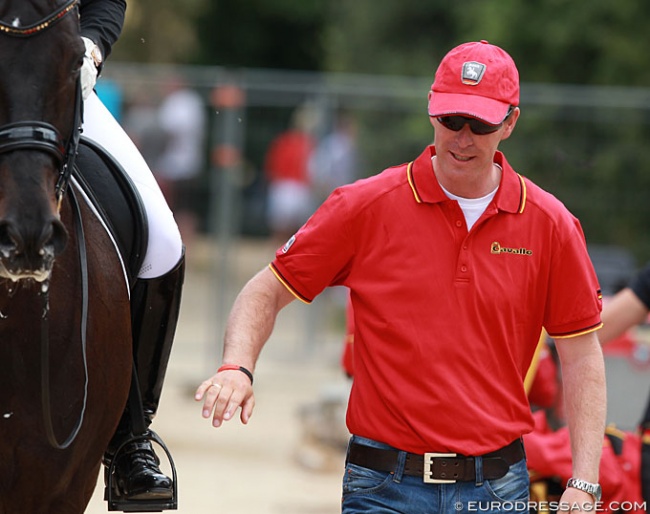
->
[37, 219, 68, 257]
[49, 219, 68, 255]
[0, 221, 22, 252]
[0, 219, 67, 259]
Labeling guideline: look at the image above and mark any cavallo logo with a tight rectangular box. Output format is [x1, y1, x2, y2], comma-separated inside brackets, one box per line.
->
[491, 242, 533, 256]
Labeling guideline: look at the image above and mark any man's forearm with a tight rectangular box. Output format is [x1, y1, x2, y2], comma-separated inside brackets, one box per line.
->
[559, 335, 607, 482]
[222, 266, 295, 370]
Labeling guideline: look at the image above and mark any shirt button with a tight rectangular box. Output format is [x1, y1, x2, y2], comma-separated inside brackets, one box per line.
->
[461, 266, 468, 272]
[456, 220, 463, 227]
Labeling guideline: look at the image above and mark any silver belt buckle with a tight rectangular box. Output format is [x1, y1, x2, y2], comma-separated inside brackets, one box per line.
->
[423, 452, 457, 483]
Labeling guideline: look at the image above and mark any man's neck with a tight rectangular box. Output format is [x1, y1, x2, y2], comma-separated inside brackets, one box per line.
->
[431, 156, 502, 199]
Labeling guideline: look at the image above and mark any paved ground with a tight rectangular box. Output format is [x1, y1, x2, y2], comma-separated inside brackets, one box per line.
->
[85, 237, 650, 514]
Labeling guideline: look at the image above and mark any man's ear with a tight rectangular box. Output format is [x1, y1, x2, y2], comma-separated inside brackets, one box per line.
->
[500, 107, 520, 141]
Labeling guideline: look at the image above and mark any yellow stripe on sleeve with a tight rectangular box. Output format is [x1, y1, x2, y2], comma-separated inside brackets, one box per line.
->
[268, 264, 312, 304]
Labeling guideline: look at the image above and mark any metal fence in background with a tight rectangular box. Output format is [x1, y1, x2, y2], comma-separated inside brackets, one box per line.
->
[99, 62, 650, 358]
[102, 61, 650, 246]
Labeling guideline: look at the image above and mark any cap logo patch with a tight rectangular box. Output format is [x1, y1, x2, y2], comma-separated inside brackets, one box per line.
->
[461, 61, 486, 85]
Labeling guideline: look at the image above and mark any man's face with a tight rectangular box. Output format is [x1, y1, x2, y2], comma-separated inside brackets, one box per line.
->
[429, 105, 519, 184]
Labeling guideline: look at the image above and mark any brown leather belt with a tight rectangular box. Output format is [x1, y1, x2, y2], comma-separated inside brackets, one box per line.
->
[347, 439, 524, 483]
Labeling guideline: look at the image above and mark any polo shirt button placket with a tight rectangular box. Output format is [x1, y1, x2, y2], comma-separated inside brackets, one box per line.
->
[457, 237, 470, 276]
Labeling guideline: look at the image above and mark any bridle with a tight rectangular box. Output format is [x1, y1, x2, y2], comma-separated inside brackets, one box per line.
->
[0, 0, 78, 37]
[0, 0, 83, 205]
[0, 0, 88, 450]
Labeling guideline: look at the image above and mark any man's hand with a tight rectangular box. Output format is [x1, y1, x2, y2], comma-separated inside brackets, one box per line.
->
[195, 369, 255, 427]
[557, 486, 598, 512]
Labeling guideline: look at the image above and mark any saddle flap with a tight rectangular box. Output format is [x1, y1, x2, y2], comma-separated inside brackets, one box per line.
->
[72, 137, 148, 286]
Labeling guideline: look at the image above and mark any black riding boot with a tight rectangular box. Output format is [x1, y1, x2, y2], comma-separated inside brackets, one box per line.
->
[104, 251, 185, 502]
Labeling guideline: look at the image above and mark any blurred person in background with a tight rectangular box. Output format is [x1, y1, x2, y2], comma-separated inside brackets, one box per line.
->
[263, 105, 317, 245]
[195, 40, 606, 513]
[121, 90, 168, 173]
[598, 263, 650, 507]
[80, 0, 184, 504]
[308, 110, 360, 206]
[155, 77, 207, 249]
[599, 263, 650, 345]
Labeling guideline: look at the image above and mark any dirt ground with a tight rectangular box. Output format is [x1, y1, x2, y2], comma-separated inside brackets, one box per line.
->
[85, 237, 349, 514]
[84, 237, 650, 514]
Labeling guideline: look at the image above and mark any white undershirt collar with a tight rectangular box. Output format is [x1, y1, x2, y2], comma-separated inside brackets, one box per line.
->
[439, 184, 498, 230]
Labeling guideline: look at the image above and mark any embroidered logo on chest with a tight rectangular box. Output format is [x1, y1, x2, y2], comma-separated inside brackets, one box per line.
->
[491, 241, 533, 256]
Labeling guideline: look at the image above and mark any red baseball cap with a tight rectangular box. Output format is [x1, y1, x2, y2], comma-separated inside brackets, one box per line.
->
[428, 40, 519, 125]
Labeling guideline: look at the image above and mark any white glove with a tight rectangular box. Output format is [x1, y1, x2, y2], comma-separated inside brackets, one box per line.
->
[81, 37, 102, 100]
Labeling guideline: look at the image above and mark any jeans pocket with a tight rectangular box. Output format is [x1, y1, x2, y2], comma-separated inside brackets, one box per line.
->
[342, 463, 393, 496]
[483, 459, 530, 502]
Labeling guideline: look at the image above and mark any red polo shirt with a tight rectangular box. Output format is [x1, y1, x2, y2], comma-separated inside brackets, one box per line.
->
[271, 145, 602, 455]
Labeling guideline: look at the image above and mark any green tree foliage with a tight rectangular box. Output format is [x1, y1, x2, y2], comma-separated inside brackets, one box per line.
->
[317, 1, 650, 263]
[114, 1, 650, 262]
[322, 2, 462, 76]
[192, 0, 328, 70]
[112, 0, 206, 63]
[117, 1, 650, 86]
[459, 0, 650, 86]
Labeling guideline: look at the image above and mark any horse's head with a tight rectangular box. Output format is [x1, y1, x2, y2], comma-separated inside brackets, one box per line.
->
[0, 0, 83, 282]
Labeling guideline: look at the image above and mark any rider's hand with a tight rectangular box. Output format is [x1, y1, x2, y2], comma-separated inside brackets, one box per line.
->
[80, 37, 102, 100]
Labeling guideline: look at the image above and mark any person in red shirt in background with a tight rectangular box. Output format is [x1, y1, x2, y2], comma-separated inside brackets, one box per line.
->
[264, 106, 316, 245]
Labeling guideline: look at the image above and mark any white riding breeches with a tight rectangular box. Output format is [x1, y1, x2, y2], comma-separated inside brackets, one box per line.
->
[81, 93, 183, 279]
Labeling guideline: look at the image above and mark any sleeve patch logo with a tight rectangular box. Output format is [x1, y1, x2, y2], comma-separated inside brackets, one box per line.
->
[281, 235, 296, 254]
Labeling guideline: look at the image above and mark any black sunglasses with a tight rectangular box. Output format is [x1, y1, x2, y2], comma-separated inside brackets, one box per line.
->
[436, 106, 515, 135]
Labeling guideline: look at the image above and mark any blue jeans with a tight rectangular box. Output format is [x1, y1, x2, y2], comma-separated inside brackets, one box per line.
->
[342, 436, 530, 514]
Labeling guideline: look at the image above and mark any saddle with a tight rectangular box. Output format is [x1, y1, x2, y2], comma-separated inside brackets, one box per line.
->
[72, 137, 148, 287]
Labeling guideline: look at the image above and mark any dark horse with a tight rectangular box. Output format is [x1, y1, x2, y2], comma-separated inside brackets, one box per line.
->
[0, 1, 133, 512]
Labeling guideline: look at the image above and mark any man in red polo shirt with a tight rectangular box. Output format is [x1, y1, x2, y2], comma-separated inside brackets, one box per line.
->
[196, 41, 606, 513]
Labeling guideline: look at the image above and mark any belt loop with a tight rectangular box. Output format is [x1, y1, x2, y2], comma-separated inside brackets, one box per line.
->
[393, 450, 406, 483]
[474, 456, 484, 486]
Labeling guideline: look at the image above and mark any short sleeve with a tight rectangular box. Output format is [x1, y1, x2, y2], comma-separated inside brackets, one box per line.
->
[271, 188, 355, 302]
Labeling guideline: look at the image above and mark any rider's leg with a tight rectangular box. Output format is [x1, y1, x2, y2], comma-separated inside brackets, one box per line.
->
[106, 251, 185, 500]
[82, 93, 183, 278]
[83, 93, 184, 501]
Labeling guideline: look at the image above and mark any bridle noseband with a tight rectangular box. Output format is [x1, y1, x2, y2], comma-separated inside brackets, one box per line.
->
[0, 121, 66, 158]
[0, 0, 82, 204]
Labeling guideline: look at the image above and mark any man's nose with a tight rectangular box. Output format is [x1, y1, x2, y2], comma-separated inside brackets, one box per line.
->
[455, 124, 474, 146]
